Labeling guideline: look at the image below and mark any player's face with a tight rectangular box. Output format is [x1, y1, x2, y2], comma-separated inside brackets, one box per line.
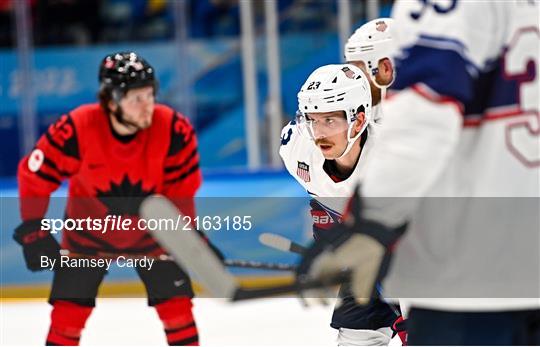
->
[308, 111, 350, 159]
[351, 59, 393, 105]
[118, 86, 155, 130]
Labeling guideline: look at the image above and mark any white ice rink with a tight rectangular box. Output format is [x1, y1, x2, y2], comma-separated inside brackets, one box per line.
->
[1, 298, 402, 346]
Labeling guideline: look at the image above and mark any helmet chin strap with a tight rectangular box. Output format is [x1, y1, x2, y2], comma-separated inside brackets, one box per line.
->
[336, 123, 364, 159]
[371, 67, 395, 92]
[380, 86, 387, 101]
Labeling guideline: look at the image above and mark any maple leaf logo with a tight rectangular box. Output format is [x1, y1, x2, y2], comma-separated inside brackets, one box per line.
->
[96, 175, 155, 216]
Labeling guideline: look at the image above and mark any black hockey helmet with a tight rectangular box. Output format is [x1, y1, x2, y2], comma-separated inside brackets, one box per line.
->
[98, 51, 157, 99]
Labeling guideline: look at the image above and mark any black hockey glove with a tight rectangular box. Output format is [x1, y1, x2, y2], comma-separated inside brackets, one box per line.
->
[13, 219, 60, 272]
[296, 189, 406, 304]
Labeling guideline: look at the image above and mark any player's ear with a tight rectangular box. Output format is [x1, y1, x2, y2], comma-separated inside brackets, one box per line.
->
[108, 100, 117, 113]
[376, 58, 394, 86]
[353, 112, 366, 134]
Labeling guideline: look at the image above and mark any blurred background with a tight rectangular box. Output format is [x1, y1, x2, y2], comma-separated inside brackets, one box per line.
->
[0, 0, 393, 176]
[0, 0, 393, 293]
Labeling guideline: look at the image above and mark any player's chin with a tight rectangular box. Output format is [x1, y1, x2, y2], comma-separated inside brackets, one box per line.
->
[138, 118, 152, 129]
[140, 121, 152, 129]
[324, 154, 339, 160]
[319, 145, 337, 159]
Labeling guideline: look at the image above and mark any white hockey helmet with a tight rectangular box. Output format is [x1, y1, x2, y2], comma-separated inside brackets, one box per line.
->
[296, 64, 372, 159]
[344, 18, 395, 88]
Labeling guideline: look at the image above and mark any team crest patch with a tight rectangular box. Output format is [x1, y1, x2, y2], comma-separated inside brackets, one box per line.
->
[297, 161, 311, 182]
[28, 149, 44, 172]
[375, 20, 388, 32]
[341, 66, 356, 79]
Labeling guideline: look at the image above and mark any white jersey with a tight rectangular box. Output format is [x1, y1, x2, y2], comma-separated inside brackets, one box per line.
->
[360, 1, 540, 310]
[279, 118, 379, 214]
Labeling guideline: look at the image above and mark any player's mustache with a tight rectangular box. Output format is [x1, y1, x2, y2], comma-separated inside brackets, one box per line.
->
[315, 139, 334, 146]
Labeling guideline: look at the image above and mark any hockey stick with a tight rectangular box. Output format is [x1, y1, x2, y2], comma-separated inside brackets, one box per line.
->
[140, 195, 349, 300]
[232, 270, 350, 301]
[259, 232, 402, 316]
[259, 233, 307, 255]
[59, 250, 174, 261]
[225, 259, 296, 271]
[60, 250, 295, 271]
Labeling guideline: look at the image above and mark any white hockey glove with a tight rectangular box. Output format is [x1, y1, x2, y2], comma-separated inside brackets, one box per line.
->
[296, 188, 406, 304]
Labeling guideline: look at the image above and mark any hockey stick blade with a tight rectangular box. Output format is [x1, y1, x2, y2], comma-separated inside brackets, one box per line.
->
[259, 232, 307, 255]
[140, 195, 238, 298]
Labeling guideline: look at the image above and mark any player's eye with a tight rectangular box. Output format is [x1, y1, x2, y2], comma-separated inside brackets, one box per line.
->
[132, 93, 153, 103]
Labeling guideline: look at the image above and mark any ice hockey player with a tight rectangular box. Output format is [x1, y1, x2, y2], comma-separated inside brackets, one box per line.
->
[345, 18, 396, 119]
[345, 17, 408, 344]
[14, 52, 202, 345]
[279, 63, 400, 346]
[297, 1, 540, 345]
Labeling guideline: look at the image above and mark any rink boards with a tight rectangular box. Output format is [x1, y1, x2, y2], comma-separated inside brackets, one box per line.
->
[0, 170, 313, 298]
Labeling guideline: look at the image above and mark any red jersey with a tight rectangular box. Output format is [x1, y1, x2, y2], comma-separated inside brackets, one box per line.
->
[18, 103, 202, 254]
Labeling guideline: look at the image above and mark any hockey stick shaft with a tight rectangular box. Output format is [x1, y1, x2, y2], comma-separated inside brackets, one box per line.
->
[224, 259, 296, 271]
[232, 270, 350, 301]
[259, 233, 307, 255]
[289, 242, 307, 254]
[60, 249, 173, 261]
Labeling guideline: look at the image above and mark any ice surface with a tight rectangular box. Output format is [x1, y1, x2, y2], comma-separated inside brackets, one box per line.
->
[1, 298, 402, 346]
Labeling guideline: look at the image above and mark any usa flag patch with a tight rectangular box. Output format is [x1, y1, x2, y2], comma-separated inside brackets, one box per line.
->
[297, 161, 311, 182]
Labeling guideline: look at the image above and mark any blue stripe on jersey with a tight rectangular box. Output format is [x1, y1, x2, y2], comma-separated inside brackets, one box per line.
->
[416, 34, 472, 63]
[464, 57, 519, 117]
[392, 44, 519, 118]
[392, 44, 475, 105]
